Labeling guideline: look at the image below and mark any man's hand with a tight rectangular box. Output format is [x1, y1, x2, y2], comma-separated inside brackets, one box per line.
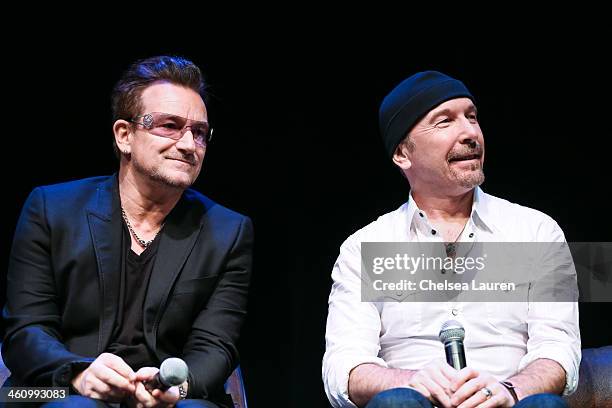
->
[450, 367, 515, 408]
[71, 353, 136, 402]
[128, 366, 185, 408]
[405, 360, 459, 408]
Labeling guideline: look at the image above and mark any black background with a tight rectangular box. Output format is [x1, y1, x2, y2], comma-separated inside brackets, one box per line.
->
[3, 30, 611, 407]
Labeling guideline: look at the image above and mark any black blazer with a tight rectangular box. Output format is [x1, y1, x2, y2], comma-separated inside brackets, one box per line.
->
[2, 175, 253, 403]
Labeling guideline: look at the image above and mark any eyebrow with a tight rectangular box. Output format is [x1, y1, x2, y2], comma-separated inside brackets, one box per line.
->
[158, 113, 208, 123]
[428, 105, 478, 123]
[428, 108, 453, 122]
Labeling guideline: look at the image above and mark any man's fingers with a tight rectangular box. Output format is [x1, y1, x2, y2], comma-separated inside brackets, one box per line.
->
[134, 367, 160, 382]
[429, 369, 453, 396]
[457, 388, 488, 408]
[133, 381, 156, 408]
[87, 353, 136, 393]
[407, 362, 459, 408]
[79, 376, 119, 403]
[151, 386, 180, 404]
[100, 353, 137, 381]
[474, 383, 512, 408]
[421, 377, 453, 408]
[410, 371, 452, 408]
[88, 376, 111, 395]
[438, 362, 460, 382]
[476, 393, 506, 408]
[87, 391, 104, 401]
[453, 377, 483, 406]
[93, 363, 136, 393]
[78, 374, 104, 397]
[132, 366, 180, 407]
[451, 367, 479, 392]
[477, 395, 514, 408]
[456, 381, 506, 408]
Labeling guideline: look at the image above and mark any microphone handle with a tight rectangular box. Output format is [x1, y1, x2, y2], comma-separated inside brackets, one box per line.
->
[444, 340, 466, 370]
[144, 374, 170, 392]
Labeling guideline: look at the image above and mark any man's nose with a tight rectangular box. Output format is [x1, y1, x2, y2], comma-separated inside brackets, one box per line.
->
[458, 118, 482, 146]
[175, 128, 197, 152]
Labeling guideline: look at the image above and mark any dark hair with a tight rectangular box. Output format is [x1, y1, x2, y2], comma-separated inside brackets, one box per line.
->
[111, 55, 207, 156]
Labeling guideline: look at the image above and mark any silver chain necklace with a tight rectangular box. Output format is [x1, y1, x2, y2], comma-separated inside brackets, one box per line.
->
[444, 222, 469, 258]
[121, 208, 163, 248]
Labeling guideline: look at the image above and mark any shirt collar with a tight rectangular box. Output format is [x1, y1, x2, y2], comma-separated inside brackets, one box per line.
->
[403, 186, 494, 233]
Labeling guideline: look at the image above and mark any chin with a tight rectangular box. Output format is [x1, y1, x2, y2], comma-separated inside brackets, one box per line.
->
[457, 172, 485, 189]
[151, 171, 197, 189]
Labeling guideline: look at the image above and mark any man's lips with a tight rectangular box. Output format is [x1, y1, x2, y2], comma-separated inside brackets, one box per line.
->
[448, 154, 481, 163]
[167, 157, 196, 165]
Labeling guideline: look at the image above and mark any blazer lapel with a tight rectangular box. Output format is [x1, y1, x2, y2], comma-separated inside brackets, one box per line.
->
[86, 175, 122, 353]
[143, 193, 205, 351]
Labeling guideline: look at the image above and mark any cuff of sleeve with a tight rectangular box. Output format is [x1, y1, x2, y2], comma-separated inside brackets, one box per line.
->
[518, 348, 579, 396]
[325, 356, 388, 408]
[52, 359, 95, 389]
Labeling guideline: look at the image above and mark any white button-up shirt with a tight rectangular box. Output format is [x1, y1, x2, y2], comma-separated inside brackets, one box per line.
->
[322, 187, 581, 408]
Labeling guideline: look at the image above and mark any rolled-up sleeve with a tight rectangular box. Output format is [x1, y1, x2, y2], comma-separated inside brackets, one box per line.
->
[519, 222, 581, 395]
[323, 236, 388, 408]
[518, 301, 581, 395]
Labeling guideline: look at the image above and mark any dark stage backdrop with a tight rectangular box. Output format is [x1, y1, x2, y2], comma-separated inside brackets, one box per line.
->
[3, 39, 611, 407]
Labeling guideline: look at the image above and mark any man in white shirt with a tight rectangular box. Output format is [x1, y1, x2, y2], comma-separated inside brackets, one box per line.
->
[322, 71, 580, 408]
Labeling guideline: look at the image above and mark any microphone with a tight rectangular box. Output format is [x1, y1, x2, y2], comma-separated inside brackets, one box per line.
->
[439, 320, 466, 370]
[144, 357, 189, 392]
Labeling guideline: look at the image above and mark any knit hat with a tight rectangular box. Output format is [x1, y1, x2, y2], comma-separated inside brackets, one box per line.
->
[379, 71, 474, 159]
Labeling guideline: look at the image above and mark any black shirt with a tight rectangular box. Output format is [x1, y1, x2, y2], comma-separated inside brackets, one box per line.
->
[106, 223, 160, 370]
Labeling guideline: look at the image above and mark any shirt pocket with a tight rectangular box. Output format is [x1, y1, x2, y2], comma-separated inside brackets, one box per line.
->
[485, 282, 529, 335]
[380, 302, 424, 337]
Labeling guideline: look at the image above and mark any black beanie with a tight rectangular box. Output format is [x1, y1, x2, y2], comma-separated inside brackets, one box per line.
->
[379, 71, 474, 159]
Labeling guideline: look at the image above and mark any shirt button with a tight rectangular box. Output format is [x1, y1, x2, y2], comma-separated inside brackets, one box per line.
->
[419, 212, 424, 218]
[469, 233, 474, 238]
[451, 308, 459, 316]
[431, 229, 437, 235]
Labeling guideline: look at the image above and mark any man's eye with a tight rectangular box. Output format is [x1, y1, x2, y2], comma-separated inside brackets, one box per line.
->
[436, 118, 451, 125]
[192, 126, 208, 135]
[467, 114, 478, 121]
[160, 122, 180, 129]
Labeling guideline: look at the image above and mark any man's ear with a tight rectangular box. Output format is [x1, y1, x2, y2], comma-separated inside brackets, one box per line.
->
[392, 141, 412, 171]
[113, 120, 132, 155]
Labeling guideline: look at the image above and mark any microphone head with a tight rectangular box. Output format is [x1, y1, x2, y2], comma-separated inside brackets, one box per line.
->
[439, 320, 465, 343]
[159, 357, 189, 387]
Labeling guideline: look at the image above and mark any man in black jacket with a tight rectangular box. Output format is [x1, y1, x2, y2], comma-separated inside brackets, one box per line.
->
[3, 56, 253, 408]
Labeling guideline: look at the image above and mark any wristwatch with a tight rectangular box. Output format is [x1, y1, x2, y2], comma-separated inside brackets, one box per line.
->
[178, 382, 187, 400]
[500, 380, 519, 404]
